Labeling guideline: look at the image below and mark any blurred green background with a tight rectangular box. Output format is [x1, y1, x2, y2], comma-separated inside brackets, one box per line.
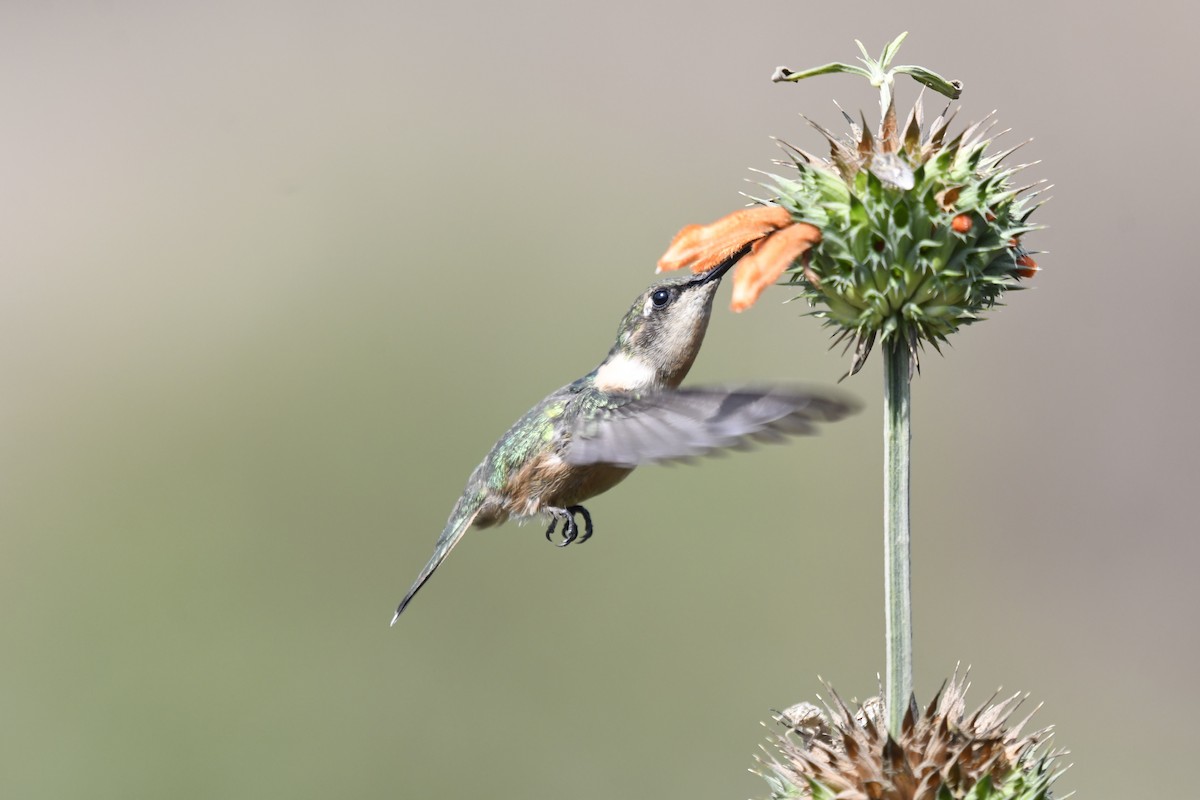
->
[3, 2, 1196, 797]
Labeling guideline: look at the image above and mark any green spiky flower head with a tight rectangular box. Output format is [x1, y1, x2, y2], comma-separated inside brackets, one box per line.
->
[766, 33, 1044, 376]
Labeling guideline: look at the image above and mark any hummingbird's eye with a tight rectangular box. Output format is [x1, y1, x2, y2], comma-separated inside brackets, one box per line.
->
[650, 288, 672, 309]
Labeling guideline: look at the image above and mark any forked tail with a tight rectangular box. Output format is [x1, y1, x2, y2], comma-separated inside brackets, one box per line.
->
[390, 496, 482, 625]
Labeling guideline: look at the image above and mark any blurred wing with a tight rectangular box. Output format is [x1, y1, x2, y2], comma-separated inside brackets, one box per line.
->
[564, 387, 857, 468]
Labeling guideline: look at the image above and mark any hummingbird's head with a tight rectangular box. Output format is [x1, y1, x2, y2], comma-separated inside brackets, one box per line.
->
[594, 254, 741, 391]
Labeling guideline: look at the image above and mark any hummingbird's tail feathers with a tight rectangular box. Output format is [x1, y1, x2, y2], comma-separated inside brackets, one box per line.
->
[390, 499, 483, 625]
[563, 386, 859, 468]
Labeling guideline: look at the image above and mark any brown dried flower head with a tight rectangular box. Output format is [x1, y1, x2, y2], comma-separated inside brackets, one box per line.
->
[759, 671, 1063, 800]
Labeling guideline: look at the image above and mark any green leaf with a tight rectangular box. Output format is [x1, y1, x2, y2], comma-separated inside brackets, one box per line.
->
[772, 62, 872, 83]
[894, 64, 963, 99]
[853, 38, 874, 64]
[878, 31, 909, 69]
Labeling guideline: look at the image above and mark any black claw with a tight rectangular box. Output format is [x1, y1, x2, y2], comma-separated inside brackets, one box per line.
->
[546, 506, 595, 548]
[570, 505, 594, 543]
[556, 513, 578, 547]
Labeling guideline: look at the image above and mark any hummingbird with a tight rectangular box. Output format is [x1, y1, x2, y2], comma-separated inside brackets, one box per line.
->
[391, 251, 857, 624]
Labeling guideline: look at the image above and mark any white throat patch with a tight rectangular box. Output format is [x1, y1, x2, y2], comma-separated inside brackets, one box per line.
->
[593, 352, 657, 391]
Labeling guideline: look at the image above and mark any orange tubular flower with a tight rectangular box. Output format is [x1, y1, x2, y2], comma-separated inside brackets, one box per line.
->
[729, 222, 822, 311]
[657, 206, 821, 312]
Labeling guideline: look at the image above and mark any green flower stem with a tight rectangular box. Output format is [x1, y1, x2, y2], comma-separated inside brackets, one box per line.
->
[883, 338, 912, 737]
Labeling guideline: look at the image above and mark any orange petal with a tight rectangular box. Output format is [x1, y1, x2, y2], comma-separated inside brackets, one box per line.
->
[951, 213, 973, 233]
[729, 222, 822, 312]
[656, 206, 794, 274]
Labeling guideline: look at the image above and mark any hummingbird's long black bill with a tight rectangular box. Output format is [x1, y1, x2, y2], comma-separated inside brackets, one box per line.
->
[689, 242, 754, 286]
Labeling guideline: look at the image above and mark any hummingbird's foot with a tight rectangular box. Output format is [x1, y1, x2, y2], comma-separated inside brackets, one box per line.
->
[568, 505, 594, 543]
[544, 505, 594, 547]
[553, 509, 580, 547]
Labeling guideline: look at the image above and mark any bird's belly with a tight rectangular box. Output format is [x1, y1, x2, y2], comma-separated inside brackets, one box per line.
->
[505, 453, 633, 516]
[559, 462, 633, 504]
